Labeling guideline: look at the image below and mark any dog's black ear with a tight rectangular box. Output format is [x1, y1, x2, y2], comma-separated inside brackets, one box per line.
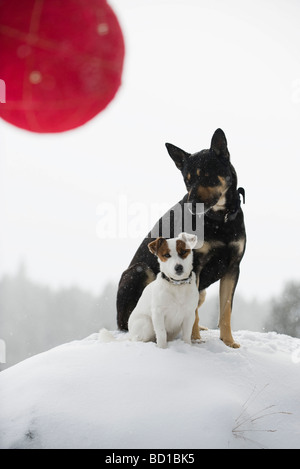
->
[165, 143, 190, 171]
[148, 237, 166, 256]
[210, 129, 230, 159]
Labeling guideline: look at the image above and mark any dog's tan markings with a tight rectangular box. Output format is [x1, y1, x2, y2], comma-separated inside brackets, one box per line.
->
[195, 241, 211, 255]
[229, 238, 246, 256]
[145, 267, 156, 286]
[197, 177, 226, 203]
[195, 240, 225, 255]
[187, 172, 191, 181]
[148, 237, 170, 262]
[210, 179, 229, 211]
[192, 309, 201, 341]
[197, 185, 222, 202]
[219, 275, 240, 348]
[218, 176, 226, 187]
[197, 186, 214, 200]
[212, 194, 226, 211]
[192, 290, 207, 341]
[197, 168, 200, 176]
[176, 240, 191, 259]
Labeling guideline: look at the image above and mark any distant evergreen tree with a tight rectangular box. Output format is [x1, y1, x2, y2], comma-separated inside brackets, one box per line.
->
[0, 264, 117, 370]
[266, 282, 300, 338]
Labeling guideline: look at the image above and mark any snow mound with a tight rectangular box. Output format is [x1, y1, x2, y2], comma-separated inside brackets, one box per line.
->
[1, 330, 300, 449]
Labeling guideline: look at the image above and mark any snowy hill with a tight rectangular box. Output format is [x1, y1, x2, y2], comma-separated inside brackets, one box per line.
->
[0, 330, 300, 449]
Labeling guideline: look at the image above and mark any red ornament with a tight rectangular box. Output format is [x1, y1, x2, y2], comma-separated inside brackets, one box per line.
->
[0, 0, 125, 133]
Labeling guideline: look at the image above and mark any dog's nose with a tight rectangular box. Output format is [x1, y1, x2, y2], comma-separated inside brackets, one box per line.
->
[175, 264, 184, 275]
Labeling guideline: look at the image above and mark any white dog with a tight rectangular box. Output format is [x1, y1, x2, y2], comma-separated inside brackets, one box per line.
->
[128, 232, 199, 348]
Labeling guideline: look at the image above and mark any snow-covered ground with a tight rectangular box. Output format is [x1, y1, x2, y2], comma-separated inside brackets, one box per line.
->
[0, 329, 300, 449]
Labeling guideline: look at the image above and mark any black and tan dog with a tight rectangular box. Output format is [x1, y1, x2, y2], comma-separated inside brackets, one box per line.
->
[117, 129, 246, 348]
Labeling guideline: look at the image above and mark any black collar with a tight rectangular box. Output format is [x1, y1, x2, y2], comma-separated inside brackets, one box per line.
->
[206, 187, 245, 224]
[161, 271, 193, 285]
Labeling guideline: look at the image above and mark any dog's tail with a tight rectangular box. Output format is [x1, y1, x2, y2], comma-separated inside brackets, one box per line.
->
[98, 328, 117, 343]
[98, 328, 129, 343]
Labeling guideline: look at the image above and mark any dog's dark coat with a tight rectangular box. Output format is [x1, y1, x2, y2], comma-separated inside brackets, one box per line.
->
[117, 129, 246, 347]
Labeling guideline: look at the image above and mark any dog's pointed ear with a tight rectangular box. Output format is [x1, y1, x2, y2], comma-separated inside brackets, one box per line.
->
[148, 237, 166, 256]
[165, 143, 190, 171]
[210, 129, 230, 159]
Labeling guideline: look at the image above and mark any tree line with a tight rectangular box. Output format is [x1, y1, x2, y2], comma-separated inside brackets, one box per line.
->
[0, 264, 299, 371]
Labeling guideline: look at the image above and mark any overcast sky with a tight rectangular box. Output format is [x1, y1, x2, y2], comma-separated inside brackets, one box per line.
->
[1, 0, 300, 301]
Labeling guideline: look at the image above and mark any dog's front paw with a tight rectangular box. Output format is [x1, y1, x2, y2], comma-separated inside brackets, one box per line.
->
[191, 328, 201, 341]
[220, 337, 240, 348]
[192, 338, 205, 344]
[157, 340, 168, 349]
[183, 338, 192, 345]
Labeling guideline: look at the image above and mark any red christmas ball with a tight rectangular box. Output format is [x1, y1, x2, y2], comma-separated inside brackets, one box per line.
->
[0, 0, 125, 133]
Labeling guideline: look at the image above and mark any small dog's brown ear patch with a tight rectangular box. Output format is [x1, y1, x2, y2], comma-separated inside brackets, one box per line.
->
[176, 239, 191, 259]
[148, 237, 170, 261]
[148, 237, 165, 255]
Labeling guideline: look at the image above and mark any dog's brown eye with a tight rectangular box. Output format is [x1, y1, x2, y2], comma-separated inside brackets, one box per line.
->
[180, 250, 187, 256]
[163, 253, 171, 258]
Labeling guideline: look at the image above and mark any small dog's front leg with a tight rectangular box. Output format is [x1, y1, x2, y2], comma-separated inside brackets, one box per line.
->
[152, 310, 167, 349]
[182, 314, 195, 345]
